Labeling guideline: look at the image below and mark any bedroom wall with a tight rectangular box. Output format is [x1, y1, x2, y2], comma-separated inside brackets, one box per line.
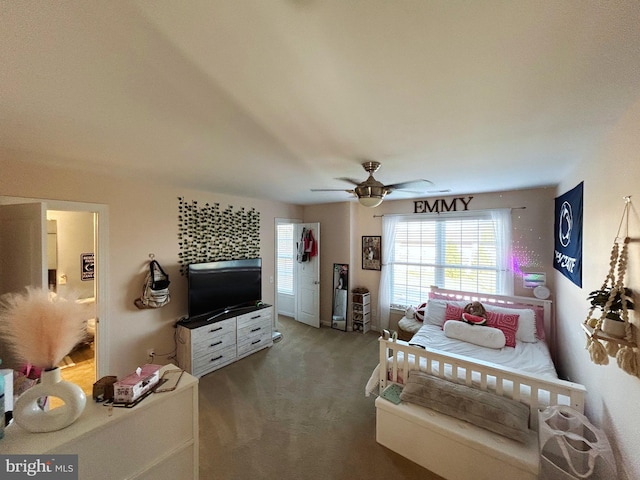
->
[0, 153, 303, 378]
[346, 187, 557, 331]
[303, 201, 353, 326]
[554, 97, 640, 480]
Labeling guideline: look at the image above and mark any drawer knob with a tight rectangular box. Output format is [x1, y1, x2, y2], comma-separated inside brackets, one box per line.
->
[250, 327, 261, 332]
[211, 355, 223, 362]
[211, 341, 222, 347]
[210, 327, 222, 333]
[251, 339, 261, 345]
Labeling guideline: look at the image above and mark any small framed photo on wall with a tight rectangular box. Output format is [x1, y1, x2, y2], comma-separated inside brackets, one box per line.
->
[362, 236, 381, 271]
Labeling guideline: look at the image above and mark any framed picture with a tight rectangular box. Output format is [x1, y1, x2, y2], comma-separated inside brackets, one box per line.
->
[362, 236, 381, 271]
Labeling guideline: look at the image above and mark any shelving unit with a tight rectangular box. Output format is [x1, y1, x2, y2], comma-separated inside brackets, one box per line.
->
[352, 292, 371, 333]
[581, 323, 636, 348]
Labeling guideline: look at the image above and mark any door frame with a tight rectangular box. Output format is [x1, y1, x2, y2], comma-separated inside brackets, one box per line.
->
[0, 196, 110, 378]
[274, 218, 301, 321]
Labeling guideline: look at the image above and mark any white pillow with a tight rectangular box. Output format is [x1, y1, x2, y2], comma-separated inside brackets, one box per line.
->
[484, 304, 537, 343]
[423, 299, 467, 327]
[443, 320, 506, 349]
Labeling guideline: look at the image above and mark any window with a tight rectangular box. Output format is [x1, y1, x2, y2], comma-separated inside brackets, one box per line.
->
[276, 223, 295, 295]
[387, 210, 512, 308]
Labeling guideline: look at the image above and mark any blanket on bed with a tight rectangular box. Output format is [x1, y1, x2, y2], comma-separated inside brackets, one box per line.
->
[365, 323, 558, 397]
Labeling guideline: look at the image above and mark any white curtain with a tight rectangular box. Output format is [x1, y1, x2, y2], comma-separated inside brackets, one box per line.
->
[491, 208, 514, 295]
[378, 215, 399, 331]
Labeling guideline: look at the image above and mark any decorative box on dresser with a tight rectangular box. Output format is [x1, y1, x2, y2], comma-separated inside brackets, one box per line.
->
[176, 304, 273, 378]
[2, 364, 198, 480]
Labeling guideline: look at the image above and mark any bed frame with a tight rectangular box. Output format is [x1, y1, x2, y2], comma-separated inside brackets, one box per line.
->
[375, 287, 587, 480]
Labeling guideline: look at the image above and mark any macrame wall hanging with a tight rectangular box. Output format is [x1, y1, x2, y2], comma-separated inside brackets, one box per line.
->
[583, 196, 637, 376]
[177, 197, 260, 276]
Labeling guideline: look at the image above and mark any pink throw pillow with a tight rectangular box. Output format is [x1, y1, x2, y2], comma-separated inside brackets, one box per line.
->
[486, 311, 519, 347]
[445, 303, 464, 322]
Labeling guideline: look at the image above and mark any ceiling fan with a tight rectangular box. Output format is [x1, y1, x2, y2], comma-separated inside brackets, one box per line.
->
[311, 161, 444, 208]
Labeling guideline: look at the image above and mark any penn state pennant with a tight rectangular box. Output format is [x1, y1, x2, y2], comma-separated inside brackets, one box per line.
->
[554, 182, 583, 287]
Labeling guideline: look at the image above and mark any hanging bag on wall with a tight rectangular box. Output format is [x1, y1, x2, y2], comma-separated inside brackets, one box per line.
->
[135, 260, 171, 309]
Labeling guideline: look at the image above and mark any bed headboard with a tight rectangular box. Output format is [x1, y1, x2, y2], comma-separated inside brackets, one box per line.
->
[429, 286, 555, 360]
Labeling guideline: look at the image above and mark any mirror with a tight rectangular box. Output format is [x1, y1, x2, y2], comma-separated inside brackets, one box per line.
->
[332, 263, 348, 331]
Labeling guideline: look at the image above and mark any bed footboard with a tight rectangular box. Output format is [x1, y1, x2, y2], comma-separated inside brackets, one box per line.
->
[376, 397, 539, 480]
[375, 333, 586, 479]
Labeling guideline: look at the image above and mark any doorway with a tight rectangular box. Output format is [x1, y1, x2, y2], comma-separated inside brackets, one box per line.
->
[0, 196, 109, 391]
[275, 219, 320, 329]
[47, 210, 96, 395]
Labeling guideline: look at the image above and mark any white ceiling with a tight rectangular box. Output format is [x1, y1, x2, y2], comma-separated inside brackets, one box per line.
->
[2, 1, 639, 205]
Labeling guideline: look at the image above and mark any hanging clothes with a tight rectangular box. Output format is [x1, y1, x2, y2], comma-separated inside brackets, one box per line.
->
[305, 228, 317, 259]
[297, 227, 318, 263]
[297, 227, 307, 263]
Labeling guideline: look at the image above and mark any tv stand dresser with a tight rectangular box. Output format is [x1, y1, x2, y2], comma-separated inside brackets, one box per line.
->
[176, 304, 273, 378]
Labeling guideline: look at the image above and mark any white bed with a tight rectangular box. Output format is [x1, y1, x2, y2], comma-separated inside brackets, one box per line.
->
[367, 287, 587, 480]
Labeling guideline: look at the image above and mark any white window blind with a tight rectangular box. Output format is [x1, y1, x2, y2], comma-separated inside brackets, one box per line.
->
[276, 223, 294, 295]
[388, 210, 512, 308]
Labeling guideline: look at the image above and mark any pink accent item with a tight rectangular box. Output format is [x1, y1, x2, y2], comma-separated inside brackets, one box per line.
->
[430, 291, 546, 341]
[486, 311, 519, 347]
[445, 303, 464, 321]
[462, 312, 487, 325]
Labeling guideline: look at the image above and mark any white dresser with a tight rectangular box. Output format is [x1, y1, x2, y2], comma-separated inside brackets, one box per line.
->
[2, 364, 198, 480]
[176, 305, 273, 378]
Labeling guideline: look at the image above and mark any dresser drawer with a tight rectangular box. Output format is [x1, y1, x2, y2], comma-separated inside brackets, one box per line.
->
[192, 317, 235, 343]
[237, 318, 269, 338]
[193, 345, 236, 376]
[192, 331, 235, 356]
[237, 309, 272, 329]
[237, 330, 272, 357]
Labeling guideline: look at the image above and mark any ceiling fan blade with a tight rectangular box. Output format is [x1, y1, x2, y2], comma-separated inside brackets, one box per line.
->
[388, 188, 452, 195]
[336, 177, 363, 186]
[385, 179, 434, 190]
[310, 188, 356, 193]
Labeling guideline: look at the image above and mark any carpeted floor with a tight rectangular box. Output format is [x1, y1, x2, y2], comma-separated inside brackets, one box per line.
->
[198, 316, 443, 480]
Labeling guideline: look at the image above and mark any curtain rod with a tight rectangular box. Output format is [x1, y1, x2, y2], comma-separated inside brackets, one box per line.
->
[372, 206, 526, 218]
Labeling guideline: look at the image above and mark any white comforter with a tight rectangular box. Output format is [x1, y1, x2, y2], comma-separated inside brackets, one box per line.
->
[365, 323, 558, 396]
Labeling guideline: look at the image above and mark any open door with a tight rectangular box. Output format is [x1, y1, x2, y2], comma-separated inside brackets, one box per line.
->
[295, 222, 320, 328]
[0, 203, 47, 296]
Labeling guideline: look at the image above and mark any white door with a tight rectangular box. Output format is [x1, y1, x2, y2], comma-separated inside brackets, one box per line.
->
[295, 222, 320, 328]
[0, 203, 47, 296]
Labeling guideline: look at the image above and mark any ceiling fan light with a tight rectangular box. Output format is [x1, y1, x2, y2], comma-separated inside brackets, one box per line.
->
[358, 196, 384, 208]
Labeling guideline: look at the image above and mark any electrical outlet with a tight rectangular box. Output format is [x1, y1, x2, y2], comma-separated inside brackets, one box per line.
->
[147, 348, 155, 360]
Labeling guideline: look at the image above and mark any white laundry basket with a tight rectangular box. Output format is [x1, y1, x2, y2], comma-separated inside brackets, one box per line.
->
[538, 406, 617, 480]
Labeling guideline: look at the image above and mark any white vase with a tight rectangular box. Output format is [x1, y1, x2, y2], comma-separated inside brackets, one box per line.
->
[14, 367, 86, 433]
[601, 318, 626, 339]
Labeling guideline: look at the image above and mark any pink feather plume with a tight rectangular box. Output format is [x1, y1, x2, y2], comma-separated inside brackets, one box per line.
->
[0, 287, 89, 369]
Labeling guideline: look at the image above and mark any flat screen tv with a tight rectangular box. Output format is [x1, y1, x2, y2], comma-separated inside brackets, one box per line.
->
[188, 258, 262, 322]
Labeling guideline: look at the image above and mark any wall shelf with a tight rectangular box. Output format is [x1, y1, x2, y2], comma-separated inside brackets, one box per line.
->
[581, 323, 636, 348]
